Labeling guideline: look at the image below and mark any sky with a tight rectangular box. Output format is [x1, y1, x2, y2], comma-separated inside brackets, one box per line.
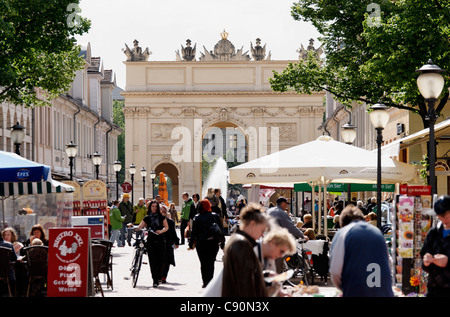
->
[75, 0, 321, 89]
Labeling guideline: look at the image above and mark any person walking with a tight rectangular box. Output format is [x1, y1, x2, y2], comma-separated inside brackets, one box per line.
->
[136, 200, 169, 287]
[188, 199, 224, 288]
[215, 188, 227, 221]
[222, 203, 268, 297]
[180, 192, 193, 245]
[206, 187, 220, 214]
[119, 193, 134, 246]
[133, 198, 147, 242]
[421, 195, 450, 297]
[329, 205, 393, 297]
[109, 200, 124, 247]
[168, 203, 179, 225]
[160, 204, 180, 284]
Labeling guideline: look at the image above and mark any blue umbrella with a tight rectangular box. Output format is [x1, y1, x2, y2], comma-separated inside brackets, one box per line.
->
[0, 150, 51, 183]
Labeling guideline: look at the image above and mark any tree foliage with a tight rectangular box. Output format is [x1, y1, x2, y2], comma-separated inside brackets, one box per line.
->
[0, 0, 90, 107]
[270, 0, 449, 128]
[113, 99, 125, 183]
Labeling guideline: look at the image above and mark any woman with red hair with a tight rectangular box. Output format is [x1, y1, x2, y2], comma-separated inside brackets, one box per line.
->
[189, 199, 224, 288]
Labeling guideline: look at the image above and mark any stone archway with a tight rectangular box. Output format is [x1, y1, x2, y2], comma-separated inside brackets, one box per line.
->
[155, 162, 180, 206]
[200, 121, 249, 200]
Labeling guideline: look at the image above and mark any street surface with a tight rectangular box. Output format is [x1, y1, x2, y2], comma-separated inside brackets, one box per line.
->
[97, 235, 340, 298]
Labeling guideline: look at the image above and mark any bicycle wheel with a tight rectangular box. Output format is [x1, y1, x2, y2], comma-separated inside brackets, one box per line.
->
[131, 249, 143, 288]
[301, 256, 314, 286]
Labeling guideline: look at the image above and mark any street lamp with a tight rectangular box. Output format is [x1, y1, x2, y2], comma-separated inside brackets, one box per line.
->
[369, 102, 390, 228]
[341, 123, 357, 145]
[65, 141, 78, 180]
[113, 160, 122, 200]
[150, 170, 156, 198]
[141, 167, 147, 199]
[92, 151, 102, 180]
[10, 122, 25, 156]
[129, 163, 136, 205]
[416, 60, 446, 197]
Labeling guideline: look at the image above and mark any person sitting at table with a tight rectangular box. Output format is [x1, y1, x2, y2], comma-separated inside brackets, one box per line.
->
[22, 224, 48, 252]
[302, 214, 313, 229]
[304, 228, 316, 240]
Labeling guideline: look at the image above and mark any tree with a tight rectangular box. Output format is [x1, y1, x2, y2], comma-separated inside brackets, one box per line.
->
[269, 0, 449, 128]
[0, 0, 90, 107]
[113, 100, 125, 183]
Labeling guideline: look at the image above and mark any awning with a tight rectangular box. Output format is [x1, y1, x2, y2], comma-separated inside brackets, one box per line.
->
[0, 180, 75, 197]
[294, 183, 395, 192]
[378, 118, 450, 157]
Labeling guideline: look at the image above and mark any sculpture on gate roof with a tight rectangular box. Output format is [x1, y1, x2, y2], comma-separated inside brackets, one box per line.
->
[250, 38, 271, 61]
[123, 39, 151, 61]
[176, 39, 197, 61]
[297, 38, 323, 63]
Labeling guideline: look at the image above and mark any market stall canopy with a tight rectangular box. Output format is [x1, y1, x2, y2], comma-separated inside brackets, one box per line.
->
[0, 150, 51, 182]
[229, 135, 419, 185]
[0, 150, 75, 197]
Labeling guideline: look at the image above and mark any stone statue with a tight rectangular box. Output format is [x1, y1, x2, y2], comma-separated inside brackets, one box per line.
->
[199, 30, 251, 61]
[297, 38, 323, 63]
[123, 39, 151, 61]
[250, 38, 271, 61]
[176, 39, 196, 61]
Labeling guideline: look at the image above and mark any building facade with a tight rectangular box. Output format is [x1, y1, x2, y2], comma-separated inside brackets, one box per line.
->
[0, 43, 122, 199]
[122, 33, 325, 205]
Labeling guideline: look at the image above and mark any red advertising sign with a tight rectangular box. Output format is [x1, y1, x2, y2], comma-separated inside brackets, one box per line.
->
[399, 185, 431, 196]
[121, 182, 132, 193]
[47, 228, 91, 297]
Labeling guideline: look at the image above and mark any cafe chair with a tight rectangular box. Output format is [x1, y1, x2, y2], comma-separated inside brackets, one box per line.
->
[91, 243, 107, 297]
[91, 238, 113, 290]
[0, 246, 14, 297]
[23, 245, 48, 297]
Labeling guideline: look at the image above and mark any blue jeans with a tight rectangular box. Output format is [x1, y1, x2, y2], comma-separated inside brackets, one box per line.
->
[121, 222, 132, 246]
[110, 229, 122, 247]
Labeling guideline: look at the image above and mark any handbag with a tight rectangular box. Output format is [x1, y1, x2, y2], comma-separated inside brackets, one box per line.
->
[184, 226, 191, 238]
[208, 222, 225, 243]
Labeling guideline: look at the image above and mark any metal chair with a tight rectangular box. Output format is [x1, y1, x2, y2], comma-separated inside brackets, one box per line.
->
[92, 238, 113, 290]
[23, 245, 48, 297]
[91, 243, 107, 297]
[0, 246, 14, 297]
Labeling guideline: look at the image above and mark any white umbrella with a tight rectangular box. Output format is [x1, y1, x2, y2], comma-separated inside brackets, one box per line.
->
[229, 135, 418, 185]
[229, 135, 419, 237]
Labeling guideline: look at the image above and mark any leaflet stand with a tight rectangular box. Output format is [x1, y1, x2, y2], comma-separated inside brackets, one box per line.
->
[394, 185, 434, 296]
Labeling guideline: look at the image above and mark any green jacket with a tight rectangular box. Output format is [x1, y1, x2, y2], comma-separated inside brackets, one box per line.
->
[109, 206, 125, 230]
[181, 198, 193, 220]
[133, 203, 147, 225]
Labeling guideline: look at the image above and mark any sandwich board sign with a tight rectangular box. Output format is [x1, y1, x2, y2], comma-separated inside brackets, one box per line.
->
[47, 227, 94, 297]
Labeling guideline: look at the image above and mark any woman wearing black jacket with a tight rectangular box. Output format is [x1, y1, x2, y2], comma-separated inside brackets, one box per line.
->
[189, 199, 224, 288]
[137, 200, 169, 287]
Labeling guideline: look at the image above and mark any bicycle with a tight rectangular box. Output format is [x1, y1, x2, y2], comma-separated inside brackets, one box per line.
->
[128, 226, 149, 288]
[282, 239, 315, 286]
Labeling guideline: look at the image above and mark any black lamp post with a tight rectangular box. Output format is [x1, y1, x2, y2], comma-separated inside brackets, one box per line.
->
[369, 103, 390, 228]
[141, 167, 147, 199]
[92, 151, 102, 180]
[65, 141, 78, 180]
[416, 60, 445, 197]
[150, 170, 156, 198]
[113, 160, 122, 200]
[10, 122, 25, 156]
[129, 164, 136, 205]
